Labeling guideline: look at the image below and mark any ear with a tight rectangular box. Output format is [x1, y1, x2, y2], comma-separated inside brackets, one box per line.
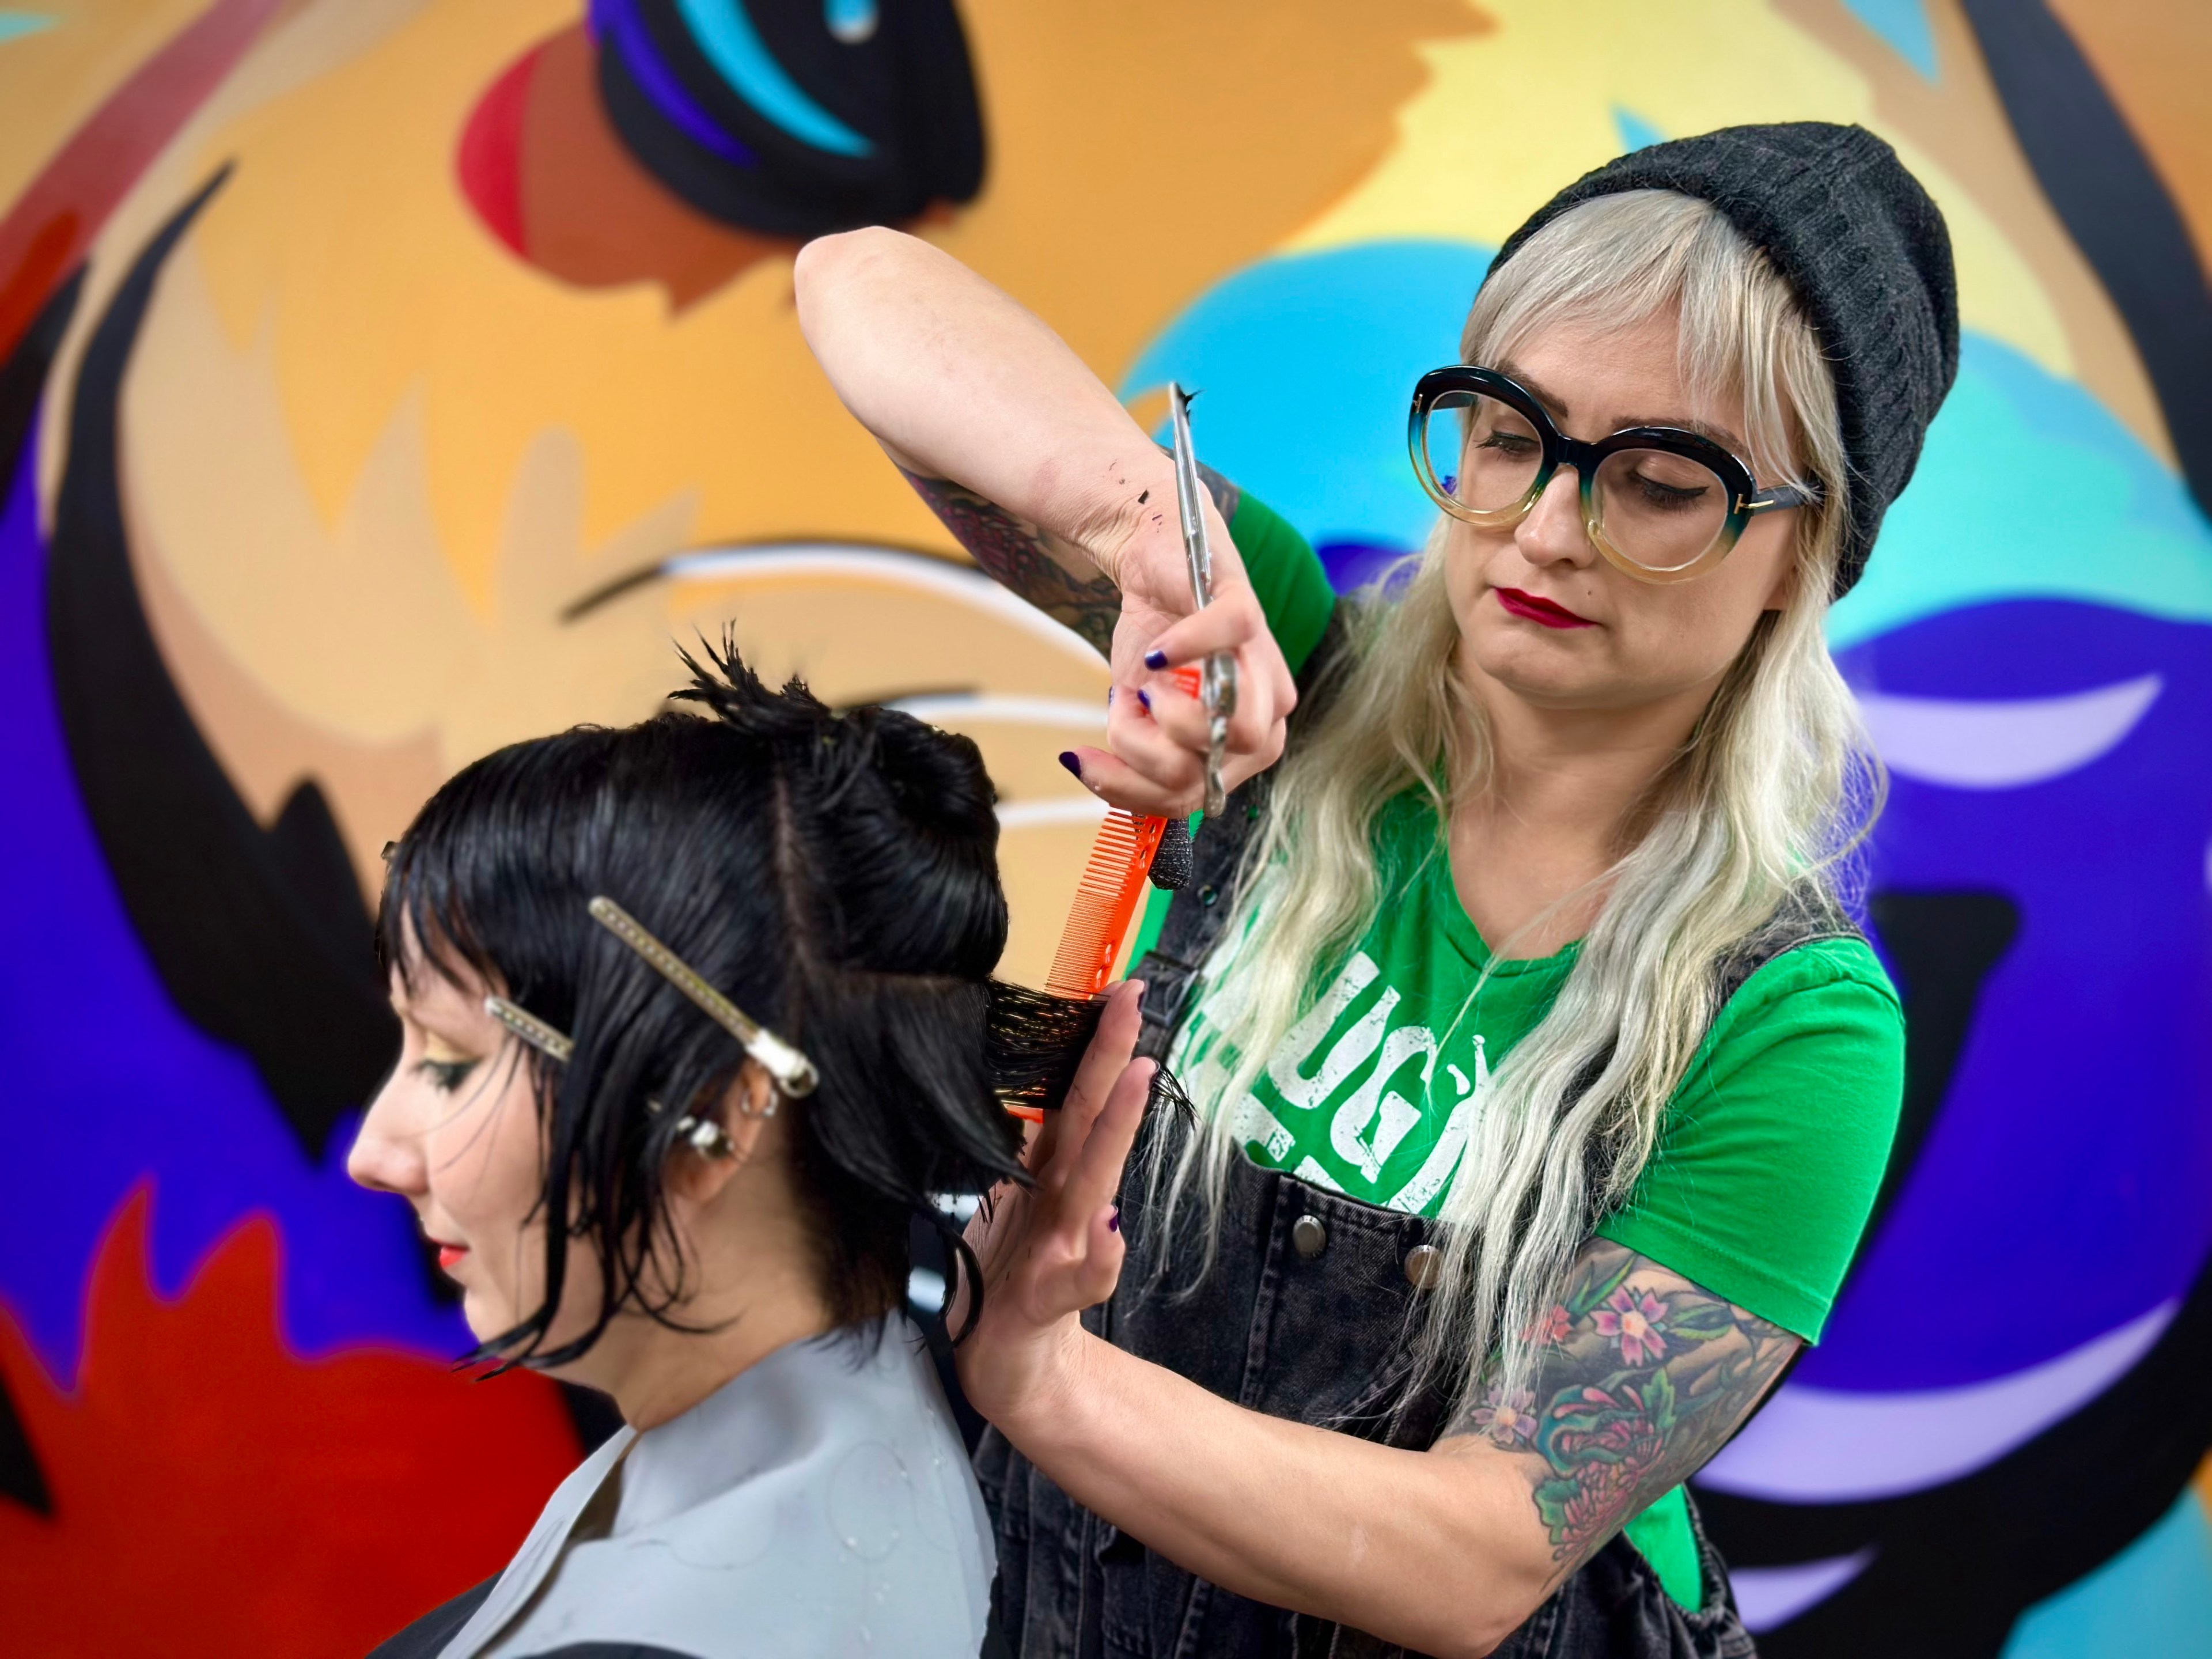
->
[663, 1062, 778, 1206]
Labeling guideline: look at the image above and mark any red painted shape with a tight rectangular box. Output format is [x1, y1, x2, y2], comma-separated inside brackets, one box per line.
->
[0, 0, 284, 365]
[457, 43, 544, 257]
[0, 1189, 581, 1656]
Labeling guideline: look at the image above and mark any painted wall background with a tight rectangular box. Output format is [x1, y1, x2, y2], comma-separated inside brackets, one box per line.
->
[0, 2, 2205, 1653]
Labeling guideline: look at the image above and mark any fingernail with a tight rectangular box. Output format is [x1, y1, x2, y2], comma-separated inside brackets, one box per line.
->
[1128, 979, 1148, 1005]
[1143, 648, 1168, 672]
[1107, 686, 1116, 706]
[1107, 1208, 1121, 1233]
[1058, 751, 1082, 779]
[1136, 688, 1152, 713]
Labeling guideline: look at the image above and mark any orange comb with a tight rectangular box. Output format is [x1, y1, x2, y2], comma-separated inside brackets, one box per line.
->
[1006, 667, 1199, 1122]
[1043, 809, 1172, 1001]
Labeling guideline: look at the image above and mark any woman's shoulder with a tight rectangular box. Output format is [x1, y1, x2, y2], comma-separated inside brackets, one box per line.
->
[1711, 931, 1902, 1052]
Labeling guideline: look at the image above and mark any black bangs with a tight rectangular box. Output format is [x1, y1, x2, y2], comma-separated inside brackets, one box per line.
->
[374, 639, 1124, 1370]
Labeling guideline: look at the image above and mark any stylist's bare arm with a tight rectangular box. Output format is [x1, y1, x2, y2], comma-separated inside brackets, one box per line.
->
[794, 229, 1295, 813]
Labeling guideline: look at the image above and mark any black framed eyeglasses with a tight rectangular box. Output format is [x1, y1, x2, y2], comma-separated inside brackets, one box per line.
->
[1407, 365, 1820, 583]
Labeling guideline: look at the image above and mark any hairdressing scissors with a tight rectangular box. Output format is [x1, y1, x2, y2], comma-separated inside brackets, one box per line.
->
[1167, 383, 1238, 816]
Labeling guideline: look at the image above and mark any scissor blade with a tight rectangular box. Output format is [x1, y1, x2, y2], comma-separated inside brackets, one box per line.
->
[1168, 382, 1214, 611]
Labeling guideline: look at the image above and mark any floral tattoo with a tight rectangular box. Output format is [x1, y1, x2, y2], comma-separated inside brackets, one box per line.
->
[1450, 1239, 1797, 1578]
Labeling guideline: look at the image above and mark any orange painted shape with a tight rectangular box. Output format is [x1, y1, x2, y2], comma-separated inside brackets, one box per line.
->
[0, 0, 282, 364]
[0, 1188, 579, 1656]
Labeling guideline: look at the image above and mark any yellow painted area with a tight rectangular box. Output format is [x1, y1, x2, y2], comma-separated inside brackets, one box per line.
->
[168, 0, 1461, 608]
[1286, 0, 2075, 384]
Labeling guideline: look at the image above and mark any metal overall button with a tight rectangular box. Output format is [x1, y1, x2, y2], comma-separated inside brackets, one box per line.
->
[1291, 1214, 1328, 1259]
[1403, 1243, 1444, 1290]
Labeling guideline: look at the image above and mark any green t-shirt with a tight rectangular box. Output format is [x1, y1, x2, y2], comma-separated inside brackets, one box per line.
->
[1159, 493, 1904, 1606]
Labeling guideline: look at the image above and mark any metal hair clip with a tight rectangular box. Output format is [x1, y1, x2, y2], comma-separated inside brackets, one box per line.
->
[588, 896, 819, 1097]
[484, 995, 575, 1063]
[483, 1013, 741, 1161]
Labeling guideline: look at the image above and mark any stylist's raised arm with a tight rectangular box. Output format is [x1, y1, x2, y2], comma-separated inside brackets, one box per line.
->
[794, 228, 1296, 815]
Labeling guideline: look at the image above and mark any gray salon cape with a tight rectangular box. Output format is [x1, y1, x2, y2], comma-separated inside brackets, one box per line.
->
[385, 1318, 994, 1659]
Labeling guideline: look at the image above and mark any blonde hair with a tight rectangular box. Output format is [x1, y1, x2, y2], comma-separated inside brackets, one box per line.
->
[1149, 190, 1879, 1411]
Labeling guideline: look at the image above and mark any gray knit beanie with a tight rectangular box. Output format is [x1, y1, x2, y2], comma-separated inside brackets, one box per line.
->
[1490, 122, 1959, 599]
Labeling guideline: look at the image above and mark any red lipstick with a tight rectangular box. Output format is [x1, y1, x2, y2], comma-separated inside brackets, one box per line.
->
[434, 1241, 468, 1271]
[1493, 586, 1595, 629]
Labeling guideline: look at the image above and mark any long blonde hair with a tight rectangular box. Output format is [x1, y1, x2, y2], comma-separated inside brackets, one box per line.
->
[1151, 190, 1880, 1411]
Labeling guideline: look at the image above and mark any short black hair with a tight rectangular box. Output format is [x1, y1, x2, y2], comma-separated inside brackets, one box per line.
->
[378, 639, 1090, 1366]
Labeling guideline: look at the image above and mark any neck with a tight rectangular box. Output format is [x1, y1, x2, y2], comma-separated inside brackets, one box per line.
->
[1447, 648, 1719, 954]
[560, 1163, 842, 1433]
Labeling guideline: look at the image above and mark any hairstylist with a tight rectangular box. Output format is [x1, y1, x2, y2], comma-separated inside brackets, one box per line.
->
[798, 124, 1956, 1658]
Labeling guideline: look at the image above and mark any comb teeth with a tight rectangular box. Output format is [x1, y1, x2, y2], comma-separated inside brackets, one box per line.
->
[1044, 809, 1169, 999]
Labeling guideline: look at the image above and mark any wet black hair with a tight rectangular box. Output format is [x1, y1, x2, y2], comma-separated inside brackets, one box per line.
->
[377, 638, 1099, 1368]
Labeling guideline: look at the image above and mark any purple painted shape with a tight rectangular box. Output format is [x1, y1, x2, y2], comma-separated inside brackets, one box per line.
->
[1801, 601, 2212, 1392]
[1315, 539, 1412, 595]
[590, 0, 757, 166]
[0, 421, 469, 1383]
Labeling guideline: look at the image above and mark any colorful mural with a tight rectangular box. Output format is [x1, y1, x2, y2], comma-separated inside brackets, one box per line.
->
[0, 2, 2205, 1653]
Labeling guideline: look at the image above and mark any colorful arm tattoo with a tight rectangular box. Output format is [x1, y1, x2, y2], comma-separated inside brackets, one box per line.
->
[899, 469, 1120, 657]
[1448, 1238, 1798, 1580]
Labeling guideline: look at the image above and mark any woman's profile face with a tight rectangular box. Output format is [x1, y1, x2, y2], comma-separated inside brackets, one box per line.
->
[348, 954, 601, 1359]
[1442, 310, 1804, 718]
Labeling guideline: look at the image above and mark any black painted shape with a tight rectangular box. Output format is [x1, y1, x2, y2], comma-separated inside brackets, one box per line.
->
[1859, 890, 2021, 1258]
[0, 265, 81, 491]
[43, 165, 397, 1158]
[1702, 1243, 2212, 1658]
[0, 1366, 51, 1515]
[1959, 0, 2212, 518]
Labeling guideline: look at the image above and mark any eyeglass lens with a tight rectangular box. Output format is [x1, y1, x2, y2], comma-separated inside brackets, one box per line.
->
[1421, 392, 1732, 571]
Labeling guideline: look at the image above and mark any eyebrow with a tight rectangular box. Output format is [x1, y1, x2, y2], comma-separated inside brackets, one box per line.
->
[1496, 361, 1752, 460]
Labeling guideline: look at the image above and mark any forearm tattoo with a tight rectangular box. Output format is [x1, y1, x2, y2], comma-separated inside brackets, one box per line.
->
[1449, 1238, 1797, 1580]
[900, 469, 1120, 657]
[899, 460, 1243, 661]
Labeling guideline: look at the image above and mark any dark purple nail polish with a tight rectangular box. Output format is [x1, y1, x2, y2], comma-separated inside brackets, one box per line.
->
[1058, 751, 1082, 778]
[1136, 688, 1152, 713]
[1107, 685, 1116, 706]
[1107, 1208, 1121, 1233]
[1143, 648, 1169, 672]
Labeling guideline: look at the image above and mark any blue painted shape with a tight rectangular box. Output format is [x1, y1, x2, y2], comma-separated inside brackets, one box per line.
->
[0, 12, 54, 46]
[1844, 0, 1940, 79]
[1613, 107, 1665, 154]
[1802, 600, 2212, 1389]
[0, 423, 471, 1382]
[1998, 1487, 2212, 1658]
[677, 0, 873, 156]
[1830, 335, 2212, 648]
[1122, 239, 1488, 566]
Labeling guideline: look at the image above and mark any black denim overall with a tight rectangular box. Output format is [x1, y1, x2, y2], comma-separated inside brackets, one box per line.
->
[975, 610, 1828, 1658]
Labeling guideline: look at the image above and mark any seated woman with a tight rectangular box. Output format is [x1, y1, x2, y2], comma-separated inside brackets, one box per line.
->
[352, 643, 1123, 1658]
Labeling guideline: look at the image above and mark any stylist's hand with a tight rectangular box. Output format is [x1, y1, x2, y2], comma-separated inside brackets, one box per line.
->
[956, 980, 1153, 1430]
[1063, 492, 1297, 817]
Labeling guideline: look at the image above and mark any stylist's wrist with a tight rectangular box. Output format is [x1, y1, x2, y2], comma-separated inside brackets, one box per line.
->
[964, 1317, 1102, 1448]
[1061, 448, 1177, 589]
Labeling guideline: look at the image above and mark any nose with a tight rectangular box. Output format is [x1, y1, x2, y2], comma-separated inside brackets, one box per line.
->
[1513, 468, 1594, 571]
[347, 1065, 427, 1198]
